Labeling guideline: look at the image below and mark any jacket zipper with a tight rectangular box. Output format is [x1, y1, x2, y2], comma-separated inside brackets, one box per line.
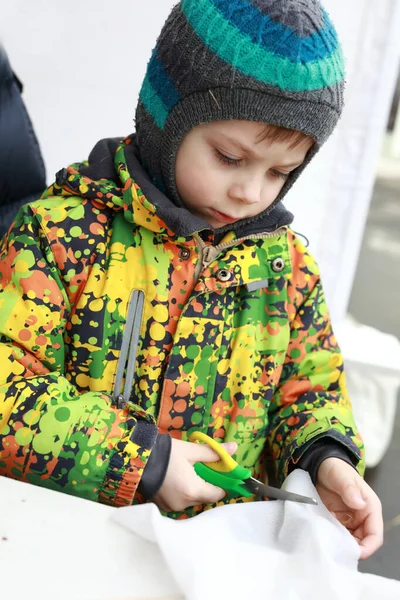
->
[193, 226, 288, 280]
[113, 290, 145, 409]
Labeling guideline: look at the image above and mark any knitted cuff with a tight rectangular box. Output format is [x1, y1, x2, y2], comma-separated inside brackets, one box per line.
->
[137, 433, 172, 499]
[294, 439, 358, 486]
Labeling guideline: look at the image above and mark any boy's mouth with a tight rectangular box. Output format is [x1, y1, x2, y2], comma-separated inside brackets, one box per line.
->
[210, 209, 239, 224]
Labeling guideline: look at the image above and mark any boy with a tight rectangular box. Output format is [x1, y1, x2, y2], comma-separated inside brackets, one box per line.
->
[0, 0, 383, 559]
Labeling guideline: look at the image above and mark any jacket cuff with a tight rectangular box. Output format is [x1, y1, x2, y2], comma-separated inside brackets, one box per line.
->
[292, 439, 358, 485]
[137, 433, 172, 499]
[99, 415, 158, 507]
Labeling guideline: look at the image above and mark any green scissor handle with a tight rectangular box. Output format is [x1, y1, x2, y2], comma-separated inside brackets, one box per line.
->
[189, 431, 253, 499]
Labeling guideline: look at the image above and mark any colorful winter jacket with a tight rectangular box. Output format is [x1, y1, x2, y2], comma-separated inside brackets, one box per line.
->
[0, 136, 365, 516]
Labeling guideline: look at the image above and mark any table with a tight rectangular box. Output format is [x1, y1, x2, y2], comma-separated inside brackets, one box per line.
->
[0, 477, 181, 600]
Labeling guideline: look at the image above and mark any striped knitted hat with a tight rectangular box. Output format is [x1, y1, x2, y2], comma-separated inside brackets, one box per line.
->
[135, 0, 345, 209]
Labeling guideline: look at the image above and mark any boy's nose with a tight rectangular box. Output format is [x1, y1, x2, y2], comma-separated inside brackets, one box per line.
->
[229, 180, 262, 205]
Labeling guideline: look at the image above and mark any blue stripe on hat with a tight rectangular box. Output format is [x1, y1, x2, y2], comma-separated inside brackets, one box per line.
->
[147, 50, 181, 112]
[139, 51, 182, 129]
[210, 0, 339, 62]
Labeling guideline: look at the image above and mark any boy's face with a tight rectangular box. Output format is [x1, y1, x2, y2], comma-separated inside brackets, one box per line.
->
[175, 120, 313, 229]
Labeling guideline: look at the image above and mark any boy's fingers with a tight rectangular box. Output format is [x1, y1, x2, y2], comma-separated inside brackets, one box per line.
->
[222, 441, 238, 455]
[192, 478, 226, 505]
[326, 468, 383, 560]
[187, 441, 238, 464]
[345, 495, 383, 560]
[359, 530, 384, 560]
[358, 504, 384, 560]
[184, 441, 238, 506]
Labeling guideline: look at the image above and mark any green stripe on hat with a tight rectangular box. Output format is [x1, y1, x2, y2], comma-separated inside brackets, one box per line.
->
[181, 0, 344, 91]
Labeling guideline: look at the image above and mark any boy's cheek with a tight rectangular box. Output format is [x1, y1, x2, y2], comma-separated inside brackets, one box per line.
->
[179, 174, 214, 208]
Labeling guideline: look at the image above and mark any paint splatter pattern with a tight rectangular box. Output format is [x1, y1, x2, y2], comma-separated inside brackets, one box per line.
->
[0, 137, 364, 515]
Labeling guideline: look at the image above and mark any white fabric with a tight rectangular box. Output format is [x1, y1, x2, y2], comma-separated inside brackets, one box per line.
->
[336, 317, 400, 374]
[113, 470, 400, 600]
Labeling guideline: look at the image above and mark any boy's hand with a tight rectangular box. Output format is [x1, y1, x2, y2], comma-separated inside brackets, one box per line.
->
[316, 457, 383, 560]
[152, 438, 238, 513]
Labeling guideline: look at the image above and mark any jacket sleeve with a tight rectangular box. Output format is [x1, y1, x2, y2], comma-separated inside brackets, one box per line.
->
[266, 233, 365, 485]
[0, 204, 157, 507]
[295, 439, 358, 484]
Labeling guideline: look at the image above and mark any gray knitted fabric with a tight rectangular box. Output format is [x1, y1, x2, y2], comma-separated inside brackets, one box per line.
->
[135, 0, 345, 223]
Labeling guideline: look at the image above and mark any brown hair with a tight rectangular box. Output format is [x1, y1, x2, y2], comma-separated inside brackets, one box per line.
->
[257, 124, 315, 150]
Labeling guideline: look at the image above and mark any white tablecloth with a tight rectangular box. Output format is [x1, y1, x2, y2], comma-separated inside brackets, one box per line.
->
[1, 471, 399, 600]
[0, 477, 180, 599]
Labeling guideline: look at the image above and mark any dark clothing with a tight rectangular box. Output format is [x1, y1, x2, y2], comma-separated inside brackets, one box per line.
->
[0, 47, 46, 238]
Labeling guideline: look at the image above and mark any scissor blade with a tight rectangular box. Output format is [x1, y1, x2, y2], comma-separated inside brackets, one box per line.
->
[245, 477, 318, 505]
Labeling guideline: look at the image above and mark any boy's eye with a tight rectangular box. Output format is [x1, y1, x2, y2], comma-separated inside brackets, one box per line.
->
[214, 149, 242, 167]
[270, 169, 290, 181]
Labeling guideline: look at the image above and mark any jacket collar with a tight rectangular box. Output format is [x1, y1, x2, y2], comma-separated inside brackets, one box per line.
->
[60, 136, 294, 240]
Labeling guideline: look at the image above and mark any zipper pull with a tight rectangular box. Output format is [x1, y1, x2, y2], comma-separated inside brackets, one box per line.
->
[202, 246, 219, 270]
[202, 246, 213, 268]
[117, 394, 127, 410]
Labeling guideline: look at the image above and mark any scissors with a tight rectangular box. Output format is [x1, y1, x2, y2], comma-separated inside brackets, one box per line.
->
[189, 431, 318, 505]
